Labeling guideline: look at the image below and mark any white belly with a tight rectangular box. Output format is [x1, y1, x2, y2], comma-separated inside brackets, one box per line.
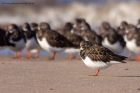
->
[102, 37, 123, 53]
[82, 56, 110, 70]
[37, 37, 63, 52]
[10, 39, 25, 52]
[124, 36, 140, 53]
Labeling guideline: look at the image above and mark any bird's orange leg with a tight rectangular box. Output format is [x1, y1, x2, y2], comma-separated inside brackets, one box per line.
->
[14, 51, 22, 59]
[48, 51, 56, 60]
[95, 69, 100, 76]
[88, 69, 100, 76]
[27, 51, 32, 59]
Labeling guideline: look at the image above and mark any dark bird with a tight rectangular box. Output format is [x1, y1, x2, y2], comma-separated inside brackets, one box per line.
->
[99, 21, 125, 54]
[73, 18, 102, 45]
[21, 22, 40, 59]
[58, 22, 84, 60]
[6, 24, 26, 58]
[36, 22, 74, 60]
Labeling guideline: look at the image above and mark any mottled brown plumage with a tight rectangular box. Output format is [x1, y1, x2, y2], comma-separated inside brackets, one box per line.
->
[37, 22, 74, 48]
[73, 18, 102, 45]
[80, 41, 127, 63]
[58, 22, 84, 48]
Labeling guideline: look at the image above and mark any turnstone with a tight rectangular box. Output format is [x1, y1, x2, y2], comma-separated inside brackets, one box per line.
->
[21, 22, 40, 58]
[73, 18, 102, 45]
[99, 21, 125, 54]
[80, 41, 127, 76]
[7, 24, 26, 58]
[36, 22, 74, 60]
[58, 22, 84, 60]
[124, 24, 140, 55]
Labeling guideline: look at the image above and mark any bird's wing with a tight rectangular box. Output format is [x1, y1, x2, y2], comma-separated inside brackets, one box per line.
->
[86, 45, 126, 62]
[46, 31, 73, 48]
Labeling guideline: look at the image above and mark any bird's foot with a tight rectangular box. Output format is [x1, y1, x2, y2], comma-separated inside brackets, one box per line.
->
[88, 69, 100, 76]
[13, 52, 22, 59]
[46, 52, 56, 61]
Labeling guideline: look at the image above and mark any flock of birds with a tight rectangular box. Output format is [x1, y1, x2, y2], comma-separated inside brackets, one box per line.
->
[1, 18, 140, 75]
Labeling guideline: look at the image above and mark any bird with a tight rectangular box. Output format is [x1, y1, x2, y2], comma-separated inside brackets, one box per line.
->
[21, 22, 40, 59]
[58, 22, 84, 60]
[36, 22, 74, 60]
[73, 18, 102, 45]
[123, 24, 140, 60]
[80, 41, 127, 76]
[99, 21, 125, 54]
[6, 24, 26, 58]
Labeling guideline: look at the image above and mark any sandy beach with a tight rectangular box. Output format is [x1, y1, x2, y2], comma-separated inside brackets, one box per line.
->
[0, 57, 139, 93]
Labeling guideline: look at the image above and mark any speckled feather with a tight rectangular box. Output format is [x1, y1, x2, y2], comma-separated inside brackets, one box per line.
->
[80, 41, 127, 63]
[37, 30, 74, 48]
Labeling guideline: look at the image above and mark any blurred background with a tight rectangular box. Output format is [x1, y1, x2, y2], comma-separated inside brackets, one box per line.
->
[0, 0, 140, 56]
[0, 0, 140, 28]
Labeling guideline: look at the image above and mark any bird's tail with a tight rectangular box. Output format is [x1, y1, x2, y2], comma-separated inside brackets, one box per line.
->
[112, 54, 127, 63]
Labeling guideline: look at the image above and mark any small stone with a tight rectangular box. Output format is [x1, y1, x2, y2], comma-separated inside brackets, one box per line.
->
[124, 68, 129, 70]
[50, 88, 54, 90]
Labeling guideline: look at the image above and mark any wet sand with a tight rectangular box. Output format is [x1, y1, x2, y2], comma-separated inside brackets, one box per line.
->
[0, 56, 140, 93]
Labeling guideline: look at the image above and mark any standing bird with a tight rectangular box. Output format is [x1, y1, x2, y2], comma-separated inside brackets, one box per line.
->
[73, 18, 102, 45]
[58, 22, 84, 60]
[36, 22, 74, 60]
[99, 21, 125, 54]
[21, 22, 40, 59]
[124, 24, 140, 60]
[7, 24, 26, 58]
[80, 41, 127, 76]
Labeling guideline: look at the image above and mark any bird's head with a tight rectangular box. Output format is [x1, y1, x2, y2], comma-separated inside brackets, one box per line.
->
[80, 41, 92, 50]
[30, 22, 38, 31]
[39, 22, 51, 31]
[63, 22, 73, 31]
[22, 22, 31, 32]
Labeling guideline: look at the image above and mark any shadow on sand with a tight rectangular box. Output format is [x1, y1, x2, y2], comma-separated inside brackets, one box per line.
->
[116, 75, 140, 77]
